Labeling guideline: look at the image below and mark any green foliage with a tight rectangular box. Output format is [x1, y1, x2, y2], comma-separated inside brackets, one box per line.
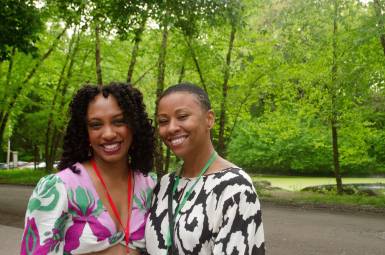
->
[228, 104, 384, 175]
[0, 0, 43, 61]
[228, 110, 332, 175]
[2, 0, 385, 179]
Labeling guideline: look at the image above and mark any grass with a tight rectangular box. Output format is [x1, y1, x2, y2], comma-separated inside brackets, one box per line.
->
[0, 168, 47, 185]
[253, 175, 385, 210]
[260, 189, 385, 210]
[252, 175, 385, 191]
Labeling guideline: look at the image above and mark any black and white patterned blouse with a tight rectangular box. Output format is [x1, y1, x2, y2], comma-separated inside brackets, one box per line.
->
[145, 167, 265, 254]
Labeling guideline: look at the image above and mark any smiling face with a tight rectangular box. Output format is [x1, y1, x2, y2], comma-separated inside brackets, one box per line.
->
[87, 94, 133, 164]
[157, 91, 214, 159]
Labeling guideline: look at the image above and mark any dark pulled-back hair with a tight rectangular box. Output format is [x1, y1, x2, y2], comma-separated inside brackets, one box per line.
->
[58, 82, 155, 175]
[158, 82, 211, 111]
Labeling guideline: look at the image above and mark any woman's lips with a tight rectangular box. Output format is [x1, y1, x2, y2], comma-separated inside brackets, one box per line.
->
[101, 142, 121, 153]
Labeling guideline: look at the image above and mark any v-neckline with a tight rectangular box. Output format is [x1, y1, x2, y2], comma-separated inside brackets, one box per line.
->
[78, 162, 133, 234]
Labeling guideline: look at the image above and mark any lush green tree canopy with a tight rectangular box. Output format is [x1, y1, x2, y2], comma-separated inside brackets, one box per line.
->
[1, 0, 385, 179]
[0, 0, 43, 61]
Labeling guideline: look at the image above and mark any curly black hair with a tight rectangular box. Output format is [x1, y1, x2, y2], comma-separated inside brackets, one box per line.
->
[58, 82, 155, 175]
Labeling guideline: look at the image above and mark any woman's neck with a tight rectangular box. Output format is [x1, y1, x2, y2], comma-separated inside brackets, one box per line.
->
[93, 157, 129, 181]
[181, 145, 215, 178]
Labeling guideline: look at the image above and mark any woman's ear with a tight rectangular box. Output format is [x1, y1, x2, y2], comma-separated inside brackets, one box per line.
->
[207, 110, 215, 129]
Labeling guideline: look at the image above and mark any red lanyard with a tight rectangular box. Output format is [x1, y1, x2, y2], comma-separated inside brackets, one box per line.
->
[91, 159, 133, 253]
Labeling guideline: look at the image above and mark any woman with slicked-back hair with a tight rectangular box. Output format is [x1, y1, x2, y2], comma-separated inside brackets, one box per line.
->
[145, 82, 265, 254]
[21, 82, 156, 255]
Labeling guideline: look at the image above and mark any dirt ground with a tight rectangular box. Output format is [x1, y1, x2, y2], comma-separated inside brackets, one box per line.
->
[1, 185, 385, 255]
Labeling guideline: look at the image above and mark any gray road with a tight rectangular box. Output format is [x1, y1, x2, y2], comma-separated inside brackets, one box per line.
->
[1, 185, 384, 255]
[263, 204, 385, 255]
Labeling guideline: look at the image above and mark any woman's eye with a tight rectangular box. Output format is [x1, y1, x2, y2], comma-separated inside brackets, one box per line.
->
[113, 119, 127, 126]
[88, 122, 102, 129]
[178, 114, 188, 120]
[158, 118, 168, 125]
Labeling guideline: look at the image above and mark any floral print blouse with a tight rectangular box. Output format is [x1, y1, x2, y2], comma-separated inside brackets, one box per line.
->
[21, 163, 155, 255]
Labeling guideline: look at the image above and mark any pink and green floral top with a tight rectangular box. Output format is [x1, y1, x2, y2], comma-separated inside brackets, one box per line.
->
[21, 163, 156, 255]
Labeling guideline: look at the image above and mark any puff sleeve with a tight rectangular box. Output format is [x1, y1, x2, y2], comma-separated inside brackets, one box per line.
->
[20, 174, 69, 255]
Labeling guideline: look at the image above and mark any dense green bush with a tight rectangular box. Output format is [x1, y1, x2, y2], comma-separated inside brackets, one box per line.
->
[228, 110, 384, 176]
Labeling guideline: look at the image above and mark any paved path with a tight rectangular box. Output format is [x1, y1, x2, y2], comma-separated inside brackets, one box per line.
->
[1, 185, 384, 255]
[0, 224, 22, 254]
[263, 204, 385, 255]
[0, 185, 30, 254]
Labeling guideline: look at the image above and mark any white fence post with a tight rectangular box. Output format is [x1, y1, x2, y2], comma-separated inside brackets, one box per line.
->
[12, 151, 18, 168]
[7, 139, 11, 170]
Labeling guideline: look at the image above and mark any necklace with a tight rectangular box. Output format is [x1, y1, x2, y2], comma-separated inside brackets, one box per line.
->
[166, 151, 218, 253]
[90, 159, 133, 254]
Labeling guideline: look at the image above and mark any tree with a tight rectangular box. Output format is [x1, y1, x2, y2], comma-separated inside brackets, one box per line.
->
[0, 26, 68, 150]
[151, 0, 232, 177]
[3, 0, 385, 179]
[217, 1, 244, 156]
[0, 0, 43, 61]
[373, 0, 385, 56]
[330, 0, 343, 194]
[107, 0, 152, 83]
[44, 27, 83, 171]
[227, 0, 382, 180]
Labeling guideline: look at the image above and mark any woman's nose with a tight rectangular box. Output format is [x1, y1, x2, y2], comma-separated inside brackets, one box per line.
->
[101, 125, 117, 140]
[167, 119, 180, 133]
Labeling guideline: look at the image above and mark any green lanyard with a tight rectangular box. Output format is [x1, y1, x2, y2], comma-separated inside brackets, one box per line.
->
[166, 151, 218, 252]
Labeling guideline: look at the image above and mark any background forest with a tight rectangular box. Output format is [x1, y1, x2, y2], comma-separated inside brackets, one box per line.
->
[1, 0, 385, 186]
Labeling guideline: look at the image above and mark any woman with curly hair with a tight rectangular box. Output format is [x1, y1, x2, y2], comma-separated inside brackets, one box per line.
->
[21, 82, 156, 255]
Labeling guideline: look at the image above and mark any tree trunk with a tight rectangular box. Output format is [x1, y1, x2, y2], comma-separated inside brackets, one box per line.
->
[34, 144, 39, 170]
[373, 0, 385, 56]
[127, 17, 147, 83]
[95, 24, 103, 86]
[185, 36, 207, 92]
[0, 48, 15, 148]
[45, 28, 80, 171]
[331, 117, 343, 193]
[178, 58, 186, 84]
[0, 26, 68, 148]
[164, 147, 171, 173]
[23, 26, 68, 85]
[154, 23, 169, 179]
[380, 35, 385, 57]
[331, 0, 343, 195]
[132, 64, 156, 86]
[0, 120, 7, 152]
[52, 32, 81, 167]
[164, 57, 186, 172]
[217, 24, 236, 157]
[48, 126, 62, 171]
[5, 48, 15, 88]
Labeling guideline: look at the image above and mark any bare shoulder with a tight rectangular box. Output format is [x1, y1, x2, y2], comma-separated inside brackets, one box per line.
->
[207, 156, 238, 175]
[217, 156, 237, 169]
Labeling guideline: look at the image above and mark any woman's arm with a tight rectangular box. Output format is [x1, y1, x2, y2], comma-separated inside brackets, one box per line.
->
[21, 174, 69, 255]
[213, 184, 265, 255]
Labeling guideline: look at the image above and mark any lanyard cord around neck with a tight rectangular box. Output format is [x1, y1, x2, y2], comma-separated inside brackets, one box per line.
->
[166, 151, 218, 252]
[91, 159, 133, 253]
